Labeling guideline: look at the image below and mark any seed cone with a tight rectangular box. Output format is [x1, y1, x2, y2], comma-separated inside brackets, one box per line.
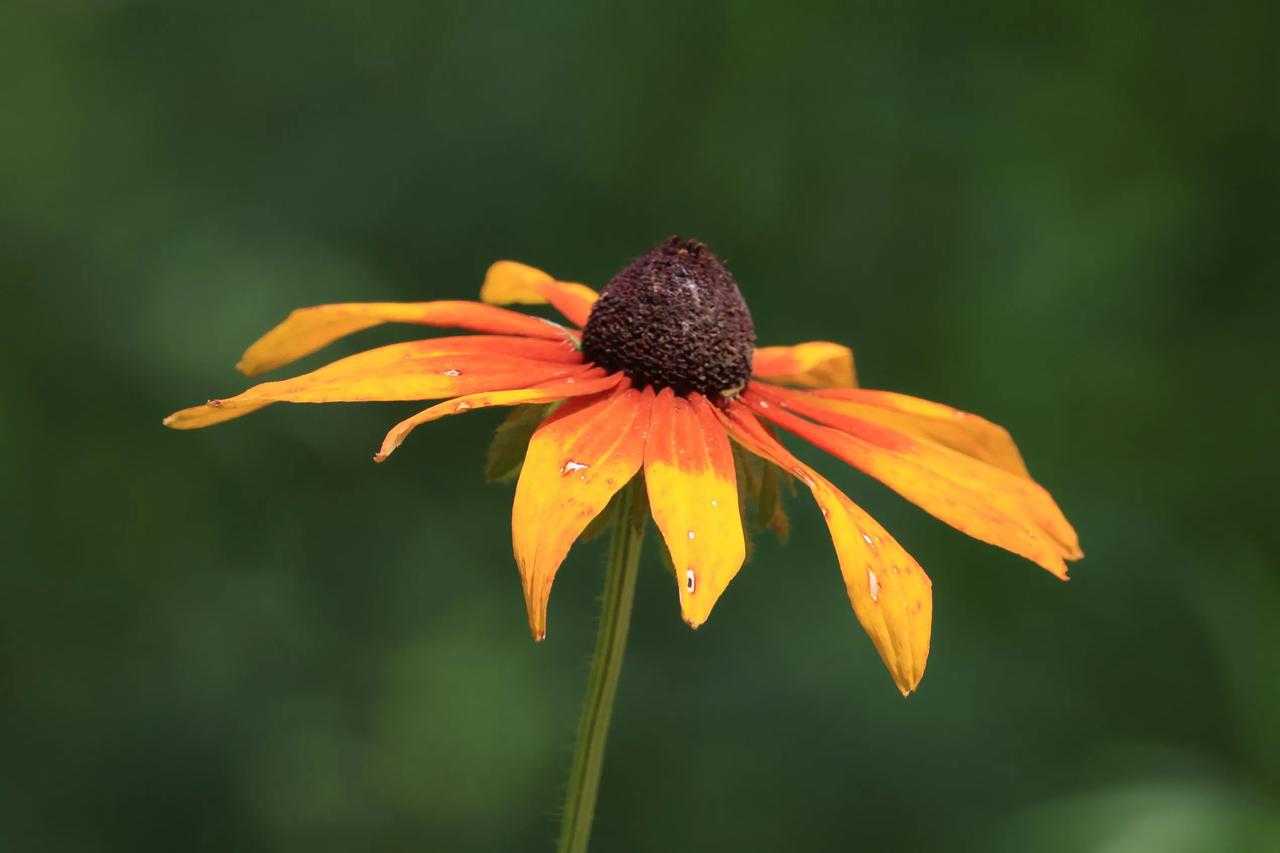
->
[582, 237, 756, 399]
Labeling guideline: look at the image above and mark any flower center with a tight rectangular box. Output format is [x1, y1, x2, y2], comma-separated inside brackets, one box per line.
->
[582, 237, 756, 399]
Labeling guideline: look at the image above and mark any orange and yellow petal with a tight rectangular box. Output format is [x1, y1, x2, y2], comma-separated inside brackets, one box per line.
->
[717, 403, 931, 695]
[810, 387, 1030, 478]
[374, 369, 624, 462]
[643, 389, 746, 628]
[236, 300, 575, 377]
[752, 342, 857, 389]
[747, 385, 1080, 575]
[164, 336, 586, 430]
[511, 386, 653, 639]
[480, 261, 600, 328]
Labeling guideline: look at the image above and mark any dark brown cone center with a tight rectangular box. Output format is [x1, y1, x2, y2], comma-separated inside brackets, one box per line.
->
[581, 237, 756, 399]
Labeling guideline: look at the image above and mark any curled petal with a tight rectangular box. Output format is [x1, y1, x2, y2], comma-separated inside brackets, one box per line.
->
[748, 384, 1080, 574]
[512, 386, 653, 639]
[374, 369, 624, 462]
[164, 336, 586, 430]
[810, 387, 1030, 478]
[480, 261, 600, 328]
[644, 389, 746, 628]
[236, 300, 574, 376]
[752, 342, 857, 389]
[716, 403, 931, 695]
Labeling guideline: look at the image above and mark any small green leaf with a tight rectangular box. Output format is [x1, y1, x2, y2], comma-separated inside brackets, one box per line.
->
[732, 444, 791, 551]
[484, 404, 553, 483]
[758, 461, 791, 544]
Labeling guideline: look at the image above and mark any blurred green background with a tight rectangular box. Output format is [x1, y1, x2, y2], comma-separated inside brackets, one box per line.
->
[3, 1, 1277, 851]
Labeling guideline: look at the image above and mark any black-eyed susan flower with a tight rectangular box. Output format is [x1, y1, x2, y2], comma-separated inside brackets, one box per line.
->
[165, 237, 1081, 695]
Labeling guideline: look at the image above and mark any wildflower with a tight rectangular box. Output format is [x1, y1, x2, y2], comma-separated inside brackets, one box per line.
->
[165, 237, 1080, 694]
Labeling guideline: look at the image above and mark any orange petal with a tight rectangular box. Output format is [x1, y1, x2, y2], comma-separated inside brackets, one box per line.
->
[236, 300, 575, 376]
[164, 336, 586, 430]
[643, 389, 746, 628]
[511, 386, 653, 640]
[716, 402, 931, 695]
[480, 261, 600, 328]
[809, 387, 1030, 478]
[752, 342, 857, 389]
[374, 369, 624, 462]
[747, 385, 1080, 575]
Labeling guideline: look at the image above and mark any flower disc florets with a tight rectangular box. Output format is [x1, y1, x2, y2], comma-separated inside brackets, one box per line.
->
[581, 237, 756, 399]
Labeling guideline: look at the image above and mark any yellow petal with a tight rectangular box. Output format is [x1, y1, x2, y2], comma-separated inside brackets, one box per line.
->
[480, 261, 600, 328]
[644, 390, 746, 628]
[810, 387, 1030, 478]
[511, 386, 653, 639]
[374, 369, 623, 462]
[752, 342, 857, 389]
[237, 300, 572, 376]
[717, 403, 932, 695]
[164, 336, 585, 430]
[748, 384, 1080, 574]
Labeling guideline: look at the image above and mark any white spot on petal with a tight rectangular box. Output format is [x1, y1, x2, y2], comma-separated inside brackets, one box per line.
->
[867, 568, 880, 602]
[441, 369, 462, 377]
[861, 533, 874, 546]
[687, 530, 696, 541]
[561, 461, 590, 475]
[685, 569, 696, 592]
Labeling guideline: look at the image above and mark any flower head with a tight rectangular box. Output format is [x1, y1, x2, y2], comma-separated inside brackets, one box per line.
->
[165, 237, 1080, 694]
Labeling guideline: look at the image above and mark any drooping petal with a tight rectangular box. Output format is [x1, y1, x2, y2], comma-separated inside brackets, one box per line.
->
[511, 386, 653, 639]
[164, 336, 586, 430]
[374, 369, 624, 462]
[480, 261, 600, 328]
[809, 387, 1030, 477]
[643, 389, 746, 628]
[716, 403, 931, 695]
[747, 384, 1080, 575]
[752, 342, 857, 389]
[236, 300, 575, 376]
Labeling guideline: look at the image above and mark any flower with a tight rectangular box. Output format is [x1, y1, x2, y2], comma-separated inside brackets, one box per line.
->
[165, 237, 1080, 694]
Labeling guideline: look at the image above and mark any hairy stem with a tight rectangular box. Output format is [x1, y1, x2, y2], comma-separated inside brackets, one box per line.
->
[556, 483, 645, 853]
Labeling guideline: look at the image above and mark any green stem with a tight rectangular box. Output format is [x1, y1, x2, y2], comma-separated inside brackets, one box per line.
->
[556, 483, 645, 853]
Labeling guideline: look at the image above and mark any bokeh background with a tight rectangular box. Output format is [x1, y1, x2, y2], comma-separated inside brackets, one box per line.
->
[3, 2, 1277, 851]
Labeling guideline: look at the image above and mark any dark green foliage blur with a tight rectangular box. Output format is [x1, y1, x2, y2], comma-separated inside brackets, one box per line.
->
[3, 2, 1277, 851]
